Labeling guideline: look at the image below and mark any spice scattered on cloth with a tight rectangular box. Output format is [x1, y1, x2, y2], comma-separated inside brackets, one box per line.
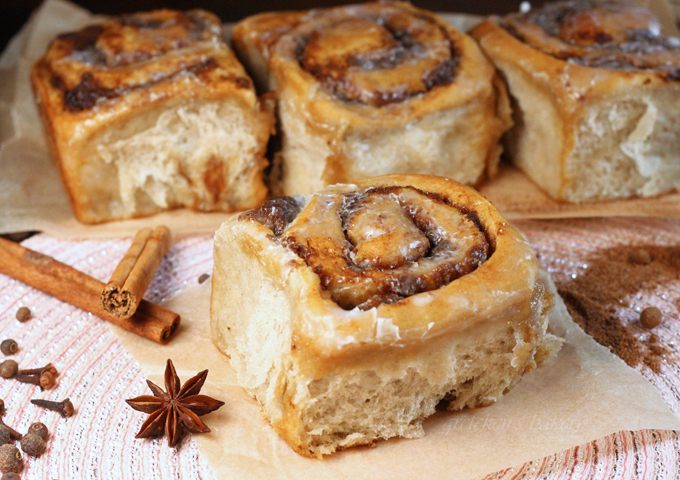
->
[550, 246, 678, 373]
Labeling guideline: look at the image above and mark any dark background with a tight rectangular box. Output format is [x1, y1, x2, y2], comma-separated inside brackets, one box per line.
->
[0, 0, 537, 53]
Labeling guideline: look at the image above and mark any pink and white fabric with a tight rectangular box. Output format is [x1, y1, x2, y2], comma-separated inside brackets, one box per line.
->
[0, 218, 678, 479]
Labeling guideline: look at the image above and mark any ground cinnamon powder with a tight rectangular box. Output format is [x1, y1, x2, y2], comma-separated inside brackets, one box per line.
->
[553, 246, 678, 373]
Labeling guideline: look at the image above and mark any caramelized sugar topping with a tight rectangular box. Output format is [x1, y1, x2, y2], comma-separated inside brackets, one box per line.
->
[243, 186, 489, 310]
[38, 10, 253, 112]
[292, 4, 459, 106]
[504, 1, 680, 78]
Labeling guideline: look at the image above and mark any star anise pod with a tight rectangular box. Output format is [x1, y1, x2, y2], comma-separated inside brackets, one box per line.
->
[125, 359, 225, 447]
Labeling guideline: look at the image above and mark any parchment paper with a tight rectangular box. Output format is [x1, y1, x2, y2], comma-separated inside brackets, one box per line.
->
[2, 0, 680, 239]
[109, 272, 680, 480]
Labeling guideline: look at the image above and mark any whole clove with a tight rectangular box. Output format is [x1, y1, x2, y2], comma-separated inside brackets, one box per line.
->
[30, 398, 74, 418]
[17, 364, 57, 377]
[12, 369, 57, 391]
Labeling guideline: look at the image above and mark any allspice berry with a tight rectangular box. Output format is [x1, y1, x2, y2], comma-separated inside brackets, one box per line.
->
[640, 307, 662, 329]
[27, 423, 48, 442]
[0, 361, 17, 379]
[20, 434, 45, 458]
[14, 308, 30, 323]
[1, 472, 21, 480]
[629, 249, 652, 265]
[0, 444, 22, 473]
[0, 341, 17, 356]
[0, 427, 10, 447]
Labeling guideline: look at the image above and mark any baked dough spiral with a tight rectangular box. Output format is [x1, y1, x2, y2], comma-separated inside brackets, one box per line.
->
[31, 9, 273, 223]
[213, 174, 559, 456]
[281, 3, 459, 107]
[470, 1, 680, 203]
[246, 184, 489, 310]
[38, 10, 250, 112]
[503, 1, 680, 78]
[232, 1, 512, 195]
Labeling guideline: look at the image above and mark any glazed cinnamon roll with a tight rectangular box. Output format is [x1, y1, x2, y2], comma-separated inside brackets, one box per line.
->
[470, 1, 680, 202]
[231, 2, 512, 196]
[32, 10, 274, 224]
[211, 174, 560, 457]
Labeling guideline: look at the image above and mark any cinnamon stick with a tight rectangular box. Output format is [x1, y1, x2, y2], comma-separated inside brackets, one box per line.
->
[101, 226, 171, 318]
[0, 237, 179, 344]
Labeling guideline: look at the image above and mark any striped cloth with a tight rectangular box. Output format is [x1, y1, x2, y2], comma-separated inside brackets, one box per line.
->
[0, 217, 678, 479]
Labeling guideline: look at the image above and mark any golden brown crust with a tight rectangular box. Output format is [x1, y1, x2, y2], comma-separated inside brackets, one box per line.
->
[268, 2, 496, 127]
[470, 1, 680, 202]
[503, 1, 680, 77]
[232, 10, 305, 57]
[213, 174, 552, 456]
[234, 174, 540, 376]
[232, 2, 512, 195]
[34, 10, 257, 120]
[32, 9, 273, 223]
[231, 11, 306, 92]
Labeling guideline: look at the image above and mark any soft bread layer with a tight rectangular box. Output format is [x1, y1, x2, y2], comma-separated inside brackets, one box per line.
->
[212, 233, 558, 455]
[78, 99, 270, 221]
[277, 82, 510, 195]
[232, 3, 512, 196]
[471, 18, 680, 203]
[211, 175, 561, 457]
[31, 10, 273, 224]
[568, 92, 680, 201]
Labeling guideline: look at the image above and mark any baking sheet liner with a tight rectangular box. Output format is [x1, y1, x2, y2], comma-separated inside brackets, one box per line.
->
[3, 2, 680, 477]
[109, 272, 680, 480]
[1, 0, 679, 239]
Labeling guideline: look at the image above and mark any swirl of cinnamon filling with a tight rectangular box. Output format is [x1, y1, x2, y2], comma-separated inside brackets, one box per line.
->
[503, 0, 680, 78]
[273, 2, 459, 107]
[243, 185, 490, 310]
[40, 9, 253, 112]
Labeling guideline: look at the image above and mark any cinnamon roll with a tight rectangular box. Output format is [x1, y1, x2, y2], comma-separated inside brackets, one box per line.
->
[211, 174, 560, 457]
[231, 2, 512, 196]
[31, 9, 274, 224]
[470, 1, 680, 202]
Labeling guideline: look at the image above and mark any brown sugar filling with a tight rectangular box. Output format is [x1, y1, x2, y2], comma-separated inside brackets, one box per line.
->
[42, 10, 238, 112]
[293, 7, 459, 107]
[503, 0, 680, 79]
[243, 186, 490, 310]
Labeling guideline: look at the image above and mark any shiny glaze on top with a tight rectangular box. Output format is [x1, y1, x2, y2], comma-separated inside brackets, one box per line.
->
[503, 1, 680, 79]
[38, 9, 253, 112]
[242, 185, 489, 310]
[291, 2, 459, 107]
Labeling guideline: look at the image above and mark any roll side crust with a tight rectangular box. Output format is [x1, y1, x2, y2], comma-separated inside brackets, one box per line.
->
[232, 2, 512, 195]
[211, 174, 559, 456]
[470, 12, 680, 202]
[31, 10, 274, 223]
